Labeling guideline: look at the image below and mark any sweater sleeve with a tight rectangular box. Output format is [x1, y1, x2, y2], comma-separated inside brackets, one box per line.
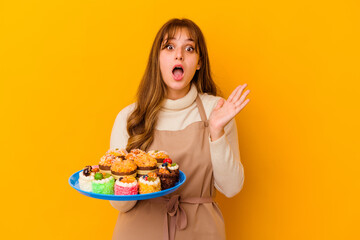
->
[209, 118, 245, 198]
[109, 104, 138, 212]
[110, 104, 135, 149]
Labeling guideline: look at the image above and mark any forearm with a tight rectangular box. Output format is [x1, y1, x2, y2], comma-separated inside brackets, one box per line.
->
[209, 126, 225, 142]
[209, 119, 244, 198]
[109, 200, 137, 212]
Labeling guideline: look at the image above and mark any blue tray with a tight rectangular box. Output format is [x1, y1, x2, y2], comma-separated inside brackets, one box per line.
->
[69, 169, 186, 201]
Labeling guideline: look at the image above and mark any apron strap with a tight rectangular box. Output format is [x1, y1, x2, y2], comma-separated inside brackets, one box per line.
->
[195, 95, 209, 127]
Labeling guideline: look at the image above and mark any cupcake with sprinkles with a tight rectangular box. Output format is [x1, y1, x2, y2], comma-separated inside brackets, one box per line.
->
[110, 158, 138, 180]
[79, 165, 99, 192]
[92, 172, 115, 195]
[134, 153, 158, 177]
[99, 148, 127, 174]
[114, 176, 138, 195]
[156, 158, 180, 190]
[125, 149, 146, 161]
[138, 172, 161, 194]
[148, 150, 169, 167]
[106, 148, 127, 159]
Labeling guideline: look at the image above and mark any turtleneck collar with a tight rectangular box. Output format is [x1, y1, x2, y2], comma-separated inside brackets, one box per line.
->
[162, 84, 198, 110]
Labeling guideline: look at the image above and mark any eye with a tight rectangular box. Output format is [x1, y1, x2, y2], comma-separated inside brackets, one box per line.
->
[186, 46, 194, 52]
[165, 44, 174, 50]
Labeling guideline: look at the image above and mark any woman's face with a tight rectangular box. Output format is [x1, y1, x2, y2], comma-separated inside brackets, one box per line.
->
[159, 28, 201, 100]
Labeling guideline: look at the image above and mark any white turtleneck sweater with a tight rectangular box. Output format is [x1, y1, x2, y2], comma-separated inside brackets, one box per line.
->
[109, 84, 244, 212]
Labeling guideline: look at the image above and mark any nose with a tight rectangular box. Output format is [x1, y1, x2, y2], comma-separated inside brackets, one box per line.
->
[175, 48, 183, 60]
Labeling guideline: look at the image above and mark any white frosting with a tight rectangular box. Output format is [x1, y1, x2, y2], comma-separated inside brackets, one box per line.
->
[158, 163, 179, 170]
[79, 172, 94, 192]
[168, 164, 179, 171]
[138, 177, 160, 186]
[116, 180, 138, 187]
[79, 172, 94, 181]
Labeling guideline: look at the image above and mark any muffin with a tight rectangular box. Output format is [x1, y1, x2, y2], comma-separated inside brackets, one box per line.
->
[78, 165, 99, 192]
[110, 158, 138, 180]
[148, 150, 170, 167]
[99, 148, 126, 174]
[138, 172, 161, 194]
[114, 176, 138, 195]
[134, 154, 157, 177]
[92, 172, 115, 195]
[156, 159, 180, 190]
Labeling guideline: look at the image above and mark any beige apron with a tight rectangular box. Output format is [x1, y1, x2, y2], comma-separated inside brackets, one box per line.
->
[112, 95, 226, 240]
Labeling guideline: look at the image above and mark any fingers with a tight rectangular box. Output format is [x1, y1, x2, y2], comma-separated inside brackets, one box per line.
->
[214, 98, 225, 111]
[236, 98, 250, 112]
[227, 85, 242, 103]
[231, 83, 248, 103]
[237, 89, 250, 105]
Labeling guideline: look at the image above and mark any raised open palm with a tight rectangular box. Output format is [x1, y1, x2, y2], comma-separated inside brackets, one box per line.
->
[208, 84, 250, 141]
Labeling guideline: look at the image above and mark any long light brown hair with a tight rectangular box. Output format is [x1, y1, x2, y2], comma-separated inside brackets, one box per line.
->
[126, 18, 218, 152]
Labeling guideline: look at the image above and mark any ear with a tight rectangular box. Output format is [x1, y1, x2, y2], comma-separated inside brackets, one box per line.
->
[196, 60, 201, 70]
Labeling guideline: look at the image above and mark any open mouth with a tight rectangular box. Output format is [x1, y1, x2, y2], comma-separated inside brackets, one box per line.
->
[172, 65, 184, 80]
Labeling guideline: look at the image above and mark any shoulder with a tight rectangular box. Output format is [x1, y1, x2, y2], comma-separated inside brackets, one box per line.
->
[198, 93, 222, 118]
[114, 103, 136, 123]
[110, 103, 136, 148]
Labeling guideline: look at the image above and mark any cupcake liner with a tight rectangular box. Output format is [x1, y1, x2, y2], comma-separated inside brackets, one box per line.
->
[92, 177, 115, 195]
[156, 169, 179, 190]
[115, 184, 138, 195]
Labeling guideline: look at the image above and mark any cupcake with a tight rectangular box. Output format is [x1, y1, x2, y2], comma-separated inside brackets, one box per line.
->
[114, 176, 138, 195]
[92, 172, 115, 195]
[79, 165, 99, 192]
[110, 158, 138, 180]
[156, 158, 180, 190]
[138, 172, 161, 194]
[99, 148, 127, 174]
[148, 150, 169, 167]
[106, 148, 127, 159]
[134, 154, 157, 177]
[125, 149, 146, 161]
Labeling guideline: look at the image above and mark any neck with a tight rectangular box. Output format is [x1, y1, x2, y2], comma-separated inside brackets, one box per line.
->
[166, 85, 191, 100]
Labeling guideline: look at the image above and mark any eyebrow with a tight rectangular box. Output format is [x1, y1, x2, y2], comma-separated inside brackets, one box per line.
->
[166, 37, 195, 42]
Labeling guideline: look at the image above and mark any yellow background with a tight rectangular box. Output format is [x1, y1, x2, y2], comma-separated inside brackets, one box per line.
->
[1, 0, 359, 239]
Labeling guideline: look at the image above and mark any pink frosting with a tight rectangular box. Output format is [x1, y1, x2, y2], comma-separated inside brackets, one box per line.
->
[115, 184, 138, 195]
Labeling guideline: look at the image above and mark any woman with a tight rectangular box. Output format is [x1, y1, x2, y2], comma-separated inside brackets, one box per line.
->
[110, 18, 250, 240]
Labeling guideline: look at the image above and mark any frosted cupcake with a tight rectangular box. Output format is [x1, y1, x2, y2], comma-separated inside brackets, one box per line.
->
[114, 176, 138, 195]
[79, 165, 99, 192]
[156, 159, 180, 190]
[134, 154, 157, 177]
[111, 158, 138, 180]
[138, 172, 161, 194]
[148, 150, 169, 167]
[92, 172, 115, 195]
[106, 148, 127, 159]
[126, 149, 146, 161]
[99, 148, 127, 174]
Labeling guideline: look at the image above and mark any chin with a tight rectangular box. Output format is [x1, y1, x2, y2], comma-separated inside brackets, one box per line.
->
[167, 80, 191, 91]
